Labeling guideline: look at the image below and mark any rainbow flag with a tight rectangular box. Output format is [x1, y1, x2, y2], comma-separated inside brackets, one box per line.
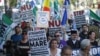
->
[42, 0, 50, 11]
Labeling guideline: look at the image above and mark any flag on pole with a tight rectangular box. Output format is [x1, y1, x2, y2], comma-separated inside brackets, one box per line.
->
[89, 10, 100, 21]
[64, 0, 70, 5]
[2, 14, 13, 25]
[54, 0, 58, 14]
[42, 0, 50, 11]
[61, 9, 67, 25]
[61, 0, 70, 25]
[30, 1, 38, 16]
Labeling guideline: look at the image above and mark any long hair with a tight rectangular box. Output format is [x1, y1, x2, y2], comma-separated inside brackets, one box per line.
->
[49, 39, 58, 48]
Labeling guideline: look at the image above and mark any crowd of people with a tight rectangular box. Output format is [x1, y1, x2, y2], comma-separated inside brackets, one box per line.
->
[2, 22, 100, 56]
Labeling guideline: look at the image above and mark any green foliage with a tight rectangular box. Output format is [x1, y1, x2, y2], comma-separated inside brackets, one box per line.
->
[89, 25, 100, 38]
[9, 0, 17, 7]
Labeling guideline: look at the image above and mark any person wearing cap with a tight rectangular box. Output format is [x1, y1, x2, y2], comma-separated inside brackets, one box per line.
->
[66, 30, 80, 49]
[78, 39, 92, 56]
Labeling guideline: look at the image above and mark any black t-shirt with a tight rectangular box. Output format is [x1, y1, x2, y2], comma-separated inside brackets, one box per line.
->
[91, 41, 98, 47]
[18, 41, 30, 56]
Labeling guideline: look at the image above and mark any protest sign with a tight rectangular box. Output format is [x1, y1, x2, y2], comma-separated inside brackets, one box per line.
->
[72, 47, 100, 56]
[12, 12, 21, 23]
[37, 11, 49, 28]
[74, 10, 86, 28]
[28, 30, 49, 56]
[49, 20, 61, 28]
[20, 4, 34, 20]
[48, 27, 62, 37]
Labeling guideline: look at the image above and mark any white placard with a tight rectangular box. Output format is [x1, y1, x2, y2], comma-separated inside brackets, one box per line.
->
[20, 4, 34, 21]
[28, 30, 49, 56]
[37, 11, 50, 28]
[74, 10, 86, 28]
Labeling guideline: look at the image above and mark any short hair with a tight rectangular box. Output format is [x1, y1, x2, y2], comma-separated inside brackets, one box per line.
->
[61, 46, 72, 55]
[14, 26, 20, 30]
[49, 39, 58, 48]
[82, 24, 88, 28]
[71, 30, 77, 35]
[80, 39, 90, 50]
[22, 30, 27, 35]
[88, 31, 96, 39]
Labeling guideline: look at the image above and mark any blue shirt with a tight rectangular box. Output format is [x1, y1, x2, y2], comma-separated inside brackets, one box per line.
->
[11, 34, 22, 44]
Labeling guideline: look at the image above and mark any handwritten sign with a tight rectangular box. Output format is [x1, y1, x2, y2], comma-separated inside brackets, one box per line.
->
[74, 10, 86, 28]
[28, 30, 49, 56]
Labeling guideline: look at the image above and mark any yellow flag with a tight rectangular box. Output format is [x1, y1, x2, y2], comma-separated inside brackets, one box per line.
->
[43, 0, 50, 11]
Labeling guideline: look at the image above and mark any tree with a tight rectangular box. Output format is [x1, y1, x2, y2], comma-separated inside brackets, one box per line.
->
[9, 0, 17, 8]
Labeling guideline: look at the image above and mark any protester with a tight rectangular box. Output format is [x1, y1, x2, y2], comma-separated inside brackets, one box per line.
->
[88, 31, 98, 47]
[49, 39, 61, 56]
[67, 30, 80, 49]
[61, 46, 72, 56]
[79, 24, 89, 39]
[11, 26, 22, 44]
[18, 31, 30, 56]
[54, 31, 67, 49]
[23, 22, 33, 31]
[78, 39, 92, 56]
[3, 40, 16, 56]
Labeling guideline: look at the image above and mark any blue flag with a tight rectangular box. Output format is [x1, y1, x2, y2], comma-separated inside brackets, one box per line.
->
[61, 9, 67, 25]
[64, 0, 70, 5]
[30, 1, 35, 7]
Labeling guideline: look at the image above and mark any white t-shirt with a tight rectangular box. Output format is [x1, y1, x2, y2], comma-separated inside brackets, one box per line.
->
[48, 48, 61, 56]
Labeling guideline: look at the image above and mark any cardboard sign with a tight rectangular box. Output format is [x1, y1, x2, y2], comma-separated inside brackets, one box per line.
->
[37, 11, 49, 28]
[28, 30, 49, 56]
[74, 10, 86, 28]
[49, 20, 61, 28]
[12, 12, 21, 23]
[72, 47, 100, 56]
[48, 27, 62, 37]
[20, 4, 34, 20]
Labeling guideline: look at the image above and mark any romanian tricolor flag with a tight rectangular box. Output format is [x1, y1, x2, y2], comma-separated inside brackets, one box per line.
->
[42, 0, 50, 11]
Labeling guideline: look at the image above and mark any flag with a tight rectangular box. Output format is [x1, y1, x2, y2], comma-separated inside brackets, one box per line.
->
[1, 14, 13, 40]
[2, 14, 13, 25]
[64, 0, 70, 5]
[42, 0, 50, 11]
[54, 0, 58, 14]
[90, 10, 100, 21]
[61, 9, 67, 25]
[30, 1, 38, 16]
[33, 6, 38, 16]
[30, 0, 35, 7]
